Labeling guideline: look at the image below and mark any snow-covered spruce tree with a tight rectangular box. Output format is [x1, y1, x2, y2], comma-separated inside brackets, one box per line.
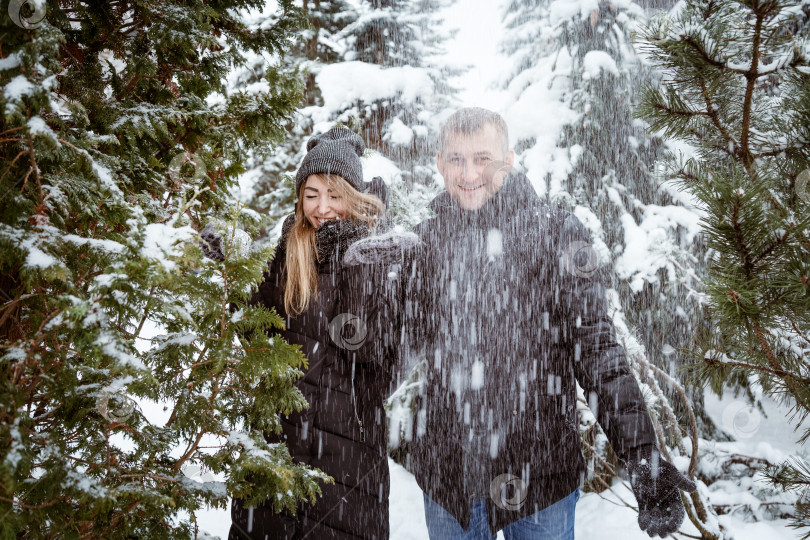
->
[500, 1, 726, 537]
[310, 0, 452, 223]
[346, 0, 453, 170]
[241, 0, 453, 239]
[240, 0, 360, 240]
[553, 0, 723, 491]
[557, 0, 706, 372]
[637, 0, 810, 535]
[0, 2, 329, 537]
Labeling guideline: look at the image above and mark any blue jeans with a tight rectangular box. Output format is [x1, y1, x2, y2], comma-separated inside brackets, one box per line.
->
[423, 489, 580, 540]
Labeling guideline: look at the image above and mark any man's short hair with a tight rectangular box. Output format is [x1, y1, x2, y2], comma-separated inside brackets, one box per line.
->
[438, 107, 509, 155]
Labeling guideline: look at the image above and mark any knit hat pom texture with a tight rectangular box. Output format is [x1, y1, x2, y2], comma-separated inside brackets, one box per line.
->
[295, 127, 365, 194]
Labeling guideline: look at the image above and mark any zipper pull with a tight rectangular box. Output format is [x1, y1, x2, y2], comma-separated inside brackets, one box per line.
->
[358, 420, 365, 442]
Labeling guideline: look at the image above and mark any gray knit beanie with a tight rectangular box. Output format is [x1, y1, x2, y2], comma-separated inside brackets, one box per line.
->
[295, 127, 365, 194]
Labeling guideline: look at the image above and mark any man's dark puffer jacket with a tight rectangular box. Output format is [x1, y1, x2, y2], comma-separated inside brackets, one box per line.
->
[403, 171, 658, 535]
[228, 215, 399, 540]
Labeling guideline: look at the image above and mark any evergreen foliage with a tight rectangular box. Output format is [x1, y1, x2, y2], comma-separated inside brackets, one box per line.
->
[334, 0, 454, 183]
[244, 0, 453, 242]
[241, 0, 359, 240]
[0, 1, 329, 536]
[637, 0, 810, 534]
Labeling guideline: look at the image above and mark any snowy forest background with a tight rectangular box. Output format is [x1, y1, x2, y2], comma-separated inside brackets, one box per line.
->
[1, 0, 808, 538]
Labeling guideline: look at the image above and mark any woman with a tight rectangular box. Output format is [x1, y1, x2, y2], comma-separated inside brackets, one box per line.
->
[228, 127, 398, 540]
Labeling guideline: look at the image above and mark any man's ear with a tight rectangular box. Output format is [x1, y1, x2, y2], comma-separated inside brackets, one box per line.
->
[436, 152, 445, 176]
[504, 149, 515, 168]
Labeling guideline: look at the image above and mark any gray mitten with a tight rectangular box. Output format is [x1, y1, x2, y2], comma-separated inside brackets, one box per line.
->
[343, 226, 420, 267]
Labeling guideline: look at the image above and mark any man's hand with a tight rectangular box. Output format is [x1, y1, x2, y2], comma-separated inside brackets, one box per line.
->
[626, 448, 697, 538]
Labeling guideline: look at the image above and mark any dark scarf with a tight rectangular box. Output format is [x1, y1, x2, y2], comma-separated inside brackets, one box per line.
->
[278, 214, 371, 267]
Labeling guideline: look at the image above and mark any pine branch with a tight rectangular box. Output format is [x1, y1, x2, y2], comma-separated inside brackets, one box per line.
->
[738, 6, 765, 171]
[0, 150, 26, 185]
[646, 362, 700, 479]
[751, 229, 790, 265]
[753, 320, 808, 407]
[790, 319, 810, 347]
[704, 355, 808, 382]
[681, 35, 740, 73]
[698, 79, 738, 159]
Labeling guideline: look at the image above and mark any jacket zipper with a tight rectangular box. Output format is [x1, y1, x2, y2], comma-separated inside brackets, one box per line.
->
[350, 360, 365, 442]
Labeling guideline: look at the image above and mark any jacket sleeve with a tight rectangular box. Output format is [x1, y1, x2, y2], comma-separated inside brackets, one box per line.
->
[557, 212, 658, 461]
[399, 223, 437, 356]
[334, 259, 401, 367]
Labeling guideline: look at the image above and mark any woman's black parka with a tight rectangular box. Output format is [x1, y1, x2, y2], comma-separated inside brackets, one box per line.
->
[228, 216, 399, 540]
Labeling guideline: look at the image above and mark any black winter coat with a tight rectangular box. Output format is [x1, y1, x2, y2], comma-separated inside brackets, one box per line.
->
[229, 216, 398, 540]
[403, 172, 657, 534]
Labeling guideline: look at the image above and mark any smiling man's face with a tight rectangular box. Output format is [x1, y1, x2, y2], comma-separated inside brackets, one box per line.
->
[437, 123, 515, 211]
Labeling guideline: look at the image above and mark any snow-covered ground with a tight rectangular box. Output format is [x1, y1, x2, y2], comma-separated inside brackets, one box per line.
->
[196, 383, 802, 538]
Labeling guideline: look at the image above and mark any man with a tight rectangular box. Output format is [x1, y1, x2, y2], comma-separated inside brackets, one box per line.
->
[403, 107, 696, 539]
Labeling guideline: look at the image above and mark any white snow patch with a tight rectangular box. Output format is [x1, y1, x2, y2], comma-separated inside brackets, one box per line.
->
[141, 223, 195, 271]
[362, 151, 404, 185]
[470, 360, 485, 390]
[486, 228, 503, 258]
[4, 75, 36, 101]
[25, 246, 58, 269]
[313, 62, 434, 119]
[582, 50, 619, 78]
[0, 54, 21, 71]
[385, 117, 414, 146]
[91, 160, 124, 198]
[27, 116, 58, 143]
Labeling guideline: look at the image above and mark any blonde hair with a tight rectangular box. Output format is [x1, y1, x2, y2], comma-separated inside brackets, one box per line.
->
[283, 174, 386, 315]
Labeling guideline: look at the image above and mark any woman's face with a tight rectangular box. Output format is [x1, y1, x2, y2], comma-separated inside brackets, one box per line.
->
[302, 174, 348, 228]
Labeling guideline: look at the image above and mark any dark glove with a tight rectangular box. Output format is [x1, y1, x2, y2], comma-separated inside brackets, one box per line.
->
[200, 224, 224, 262]
[626, 448, 697, 538]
